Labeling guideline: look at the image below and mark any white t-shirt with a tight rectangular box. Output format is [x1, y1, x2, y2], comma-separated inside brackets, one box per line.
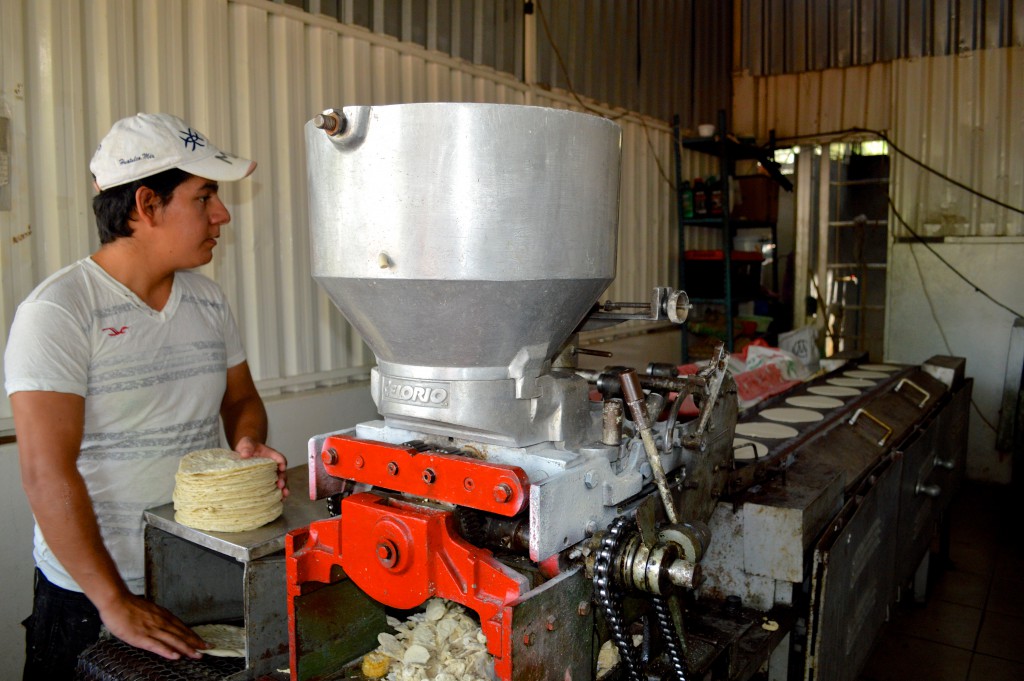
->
[4, 257, 245, 594]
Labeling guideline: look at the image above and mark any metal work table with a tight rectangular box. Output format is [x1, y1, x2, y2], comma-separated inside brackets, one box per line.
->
[144, 463, 327, 562]
[143, 464, 328, 680]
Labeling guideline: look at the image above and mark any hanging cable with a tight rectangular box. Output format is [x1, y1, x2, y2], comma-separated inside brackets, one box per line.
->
[903, 229, 1001, 433]
[534, 0, 676, 189]
[534, 0, 627, 122]
[777, 127, 1024, 216]
[865, 128, 1024, 217]
[887, 196, 1024, 319]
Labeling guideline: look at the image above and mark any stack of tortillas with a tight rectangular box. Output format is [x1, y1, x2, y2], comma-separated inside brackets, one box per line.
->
[173, 448, 283, 532]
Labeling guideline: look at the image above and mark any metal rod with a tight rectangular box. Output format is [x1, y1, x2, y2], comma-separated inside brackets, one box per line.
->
[620, 369, 679, 525]
[602, 399, 625, 446]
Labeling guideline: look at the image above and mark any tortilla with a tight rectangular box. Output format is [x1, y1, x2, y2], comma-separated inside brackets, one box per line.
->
[827, 377, 876, 388]
[194, 623, 246, 658]
[786, 395, 844, 409]
[173, 448, 283, 532]
[843, 370, 890, 379]
[760, 407, 824, 423]
[808, 385, 861, 397]
[735, 422, 799, 439]
[733, 437, 768, 461]
[860, 363, 900, 372]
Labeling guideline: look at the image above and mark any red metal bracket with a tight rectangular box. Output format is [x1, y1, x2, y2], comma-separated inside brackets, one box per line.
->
[318, 434, 530, 516]
[287, 492, 528, 681]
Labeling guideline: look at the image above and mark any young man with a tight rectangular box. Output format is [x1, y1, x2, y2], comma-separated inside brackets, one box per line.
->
[4, 112, 288, 680]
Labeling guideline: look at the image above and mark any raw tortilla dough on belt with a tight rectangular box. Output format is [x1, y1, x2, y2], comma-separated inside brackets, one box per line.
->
[760, 407, 824, 424]
[808, 385, 861, 398]
[786, 395, 844, 410]
[860, 363, 900, 372]
[733, 437, 768, 461]
[193, 623, 246, 658]
[735, 421, 799, 440]
[173, 448, 283, 532]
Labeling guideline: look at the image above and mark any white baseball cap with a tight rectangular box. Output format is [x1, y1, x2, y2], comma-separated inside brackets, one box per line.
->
[90, 112, 256, 190]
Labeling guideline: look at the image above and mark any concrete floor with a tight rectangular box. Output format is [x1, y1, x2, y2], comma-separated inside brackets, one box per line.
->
[858, 481, 1024, 681]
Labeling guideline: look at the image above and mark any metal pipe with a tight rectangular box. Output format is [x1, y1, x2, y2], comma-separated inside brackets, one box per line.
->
[575, 368, 706, 393]
[602, 399, 625, 446]
[620, 369, 679, 525]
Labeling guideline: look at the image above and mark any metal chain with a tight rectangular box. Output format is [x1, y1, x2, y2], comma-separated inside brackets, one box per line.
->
[652, 595, 690, 681]
[595, 515, 693, 681]
[593, 515, 643, 681]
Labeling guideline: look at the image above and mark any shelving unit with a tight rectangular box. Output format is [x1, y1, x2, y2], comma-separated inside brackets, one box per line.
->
[672, 109, 790, 360]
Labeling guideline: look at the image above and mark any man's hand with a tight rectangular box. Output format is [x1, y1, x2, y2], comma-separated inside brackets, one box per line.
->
[236, 436, 289, 497]
[99, 592, 209, 660]
[221, 362, 289, 497]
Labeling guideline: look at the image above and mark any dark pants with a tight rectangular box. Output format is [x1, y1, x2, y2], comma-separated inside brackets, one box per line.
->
[22, 568, 102, 681]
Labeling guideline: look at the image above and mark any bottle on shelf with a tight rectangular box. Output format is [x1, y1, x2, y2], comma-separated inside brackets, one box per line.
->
[693, 177, 707, 216]
[681, 180, 694, 218]
[708, 175, 723, 217]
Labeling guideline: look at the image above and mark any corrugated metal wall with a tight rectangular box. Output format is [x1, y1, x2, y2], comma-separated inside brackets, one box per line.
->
[739, 0, 1024, 76]
[532, 0, 731, 125]
[0, 0, 711, 422]
[733, 47, 1024, 239]
[734, 45, 1024, 483]
[274, 0, 731, 126]
[890, 48, 1024, 237]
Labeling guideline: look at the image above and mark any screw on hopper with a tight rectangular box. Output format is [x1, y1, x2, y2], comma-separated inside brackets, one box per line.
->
[313, 108, 346, 136]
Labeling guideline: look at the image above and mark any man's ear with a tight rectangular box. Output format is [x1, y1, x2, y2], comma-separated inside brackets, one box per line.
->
[134, 186, 161, 226]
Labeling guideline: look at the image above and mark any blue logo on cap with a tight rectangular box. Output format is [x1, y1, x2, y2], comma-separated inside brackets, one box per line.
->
[179, 128, 206, 152]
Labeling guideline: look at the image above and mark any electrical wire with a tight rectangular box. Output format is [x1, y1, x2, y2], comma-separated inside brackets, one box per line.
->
[533, 0, 627, 122]
[532, 8, 1023, 334]
[533, 0, 675, 188]
[867, 128, 1024, 216]
[887, 196, 1024, 319]
[903, 227, 1000, 433]
[778, 127, 1024, 216]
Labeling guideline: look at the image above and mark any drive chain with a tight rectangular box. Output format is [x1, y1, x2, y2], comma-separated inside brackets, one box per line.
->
[593, 515, 643, 681]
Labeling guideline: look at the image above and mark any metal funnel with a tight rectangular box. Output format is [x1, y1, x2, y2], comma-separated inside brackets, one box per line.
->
[307, 103, 621, 400]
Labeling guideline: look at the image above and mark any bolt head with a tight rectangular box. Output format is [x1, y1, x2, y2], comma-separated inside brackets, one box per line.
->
[376, 540, 398, 568]
[493, 483, 512, 503]
[387, 461, 399, 476]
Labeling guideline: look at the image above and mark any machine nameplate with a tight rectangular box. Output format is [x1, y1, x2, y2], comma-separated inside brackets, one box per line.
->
[382, 376, 450, 408]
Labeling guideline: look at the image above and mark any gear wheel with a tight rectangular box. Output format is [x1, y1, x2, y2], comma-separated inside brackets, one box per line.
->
[593, 515, 692, 681]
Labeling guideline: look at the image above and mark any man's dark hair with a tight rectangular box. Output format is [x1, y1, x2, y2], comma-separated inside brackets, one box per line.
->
[92, 168, 192, 244]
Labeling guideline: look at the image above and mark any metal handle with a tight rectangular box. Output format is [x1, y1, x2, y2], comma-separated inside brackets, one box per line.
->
[621, 369, 679, 525]
[933, 456, 955, 471]
[848, 408, 893, 446]
[915, 481, 941, 498]
[894, 378, 931, 408]
[733, 443, 760, 461]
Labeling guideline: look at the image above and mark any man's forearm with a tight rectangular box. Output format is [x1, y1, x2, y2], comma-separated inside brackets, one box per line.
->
[221, 395, 268, 449]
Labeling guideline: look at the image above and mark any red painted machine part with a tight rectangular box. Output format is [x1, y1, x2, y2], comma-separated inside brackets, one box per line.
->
[319, 434, 530, 516]
[286, 492, 529, 681]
